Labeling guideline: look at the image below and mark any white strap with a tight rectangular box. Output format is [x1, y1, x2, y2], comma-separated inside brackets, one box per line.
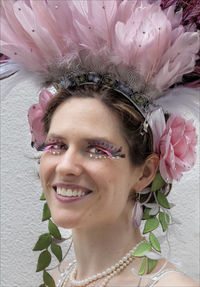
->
[145, 269, 182, 287]
[56, 261, 76, 287]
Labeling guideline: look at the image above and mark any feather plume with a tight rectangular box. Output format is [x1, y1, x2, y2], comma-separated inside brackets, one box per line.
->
[0, 0, 199, 94]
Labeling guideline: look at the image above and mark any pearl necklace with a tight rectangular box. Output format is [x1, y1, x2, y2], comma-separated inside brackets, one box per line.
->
[65, 241, 144, 287]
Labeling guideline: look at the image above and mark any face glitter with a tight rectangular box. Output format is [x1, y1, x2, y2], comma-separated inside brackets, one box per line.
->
[42, 139, 126, 160]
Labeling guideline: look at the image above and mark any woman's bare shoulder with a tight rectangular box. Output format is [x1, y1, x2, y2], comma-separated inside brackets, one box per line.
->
[155, 270, 199, 287]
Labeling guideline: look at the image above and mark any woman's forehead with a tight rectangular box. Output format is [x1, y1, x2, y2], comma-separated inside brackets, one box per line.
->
[48, 97, 125, 143]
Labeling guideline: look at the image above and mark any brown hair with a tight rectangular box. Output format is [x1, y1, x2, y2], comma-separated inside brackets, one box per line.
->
[43, 85, 153, 166]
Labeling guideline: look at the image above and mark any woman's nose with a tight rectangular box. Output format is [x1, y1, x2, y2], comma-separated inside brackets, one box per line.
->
[55, 148, 84, 177]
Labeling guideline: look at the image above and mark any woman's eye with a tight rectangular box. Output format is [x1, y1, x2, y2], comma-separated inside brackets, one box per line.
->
[43, 143, 67, 154]
[88, 146, 111, 156]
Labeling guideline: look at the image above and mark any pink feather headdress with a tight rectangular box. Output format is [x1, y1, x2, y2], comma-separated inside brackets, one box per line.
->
[1, 0, 199, 94]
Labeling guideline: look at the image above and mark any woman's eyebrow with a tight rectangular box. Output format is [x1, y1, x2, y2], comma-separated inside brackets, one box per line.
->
[46, 133, 66, 141]
[46, 134, 116, 146]
[85, 137, 115, 145]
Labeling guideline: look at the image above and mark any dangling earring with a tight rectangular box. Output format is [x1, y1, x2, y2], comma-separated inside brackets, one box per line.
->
[132, 193, 143, 227]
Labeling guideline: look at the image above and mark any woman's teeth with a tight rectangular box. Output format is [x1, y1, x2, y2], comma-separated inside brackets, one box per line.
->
[56, 187, 89, 197]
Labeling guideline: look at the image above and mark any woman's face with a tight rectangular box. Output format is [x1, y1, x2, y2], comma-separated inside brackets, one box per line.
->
[40, 97, 144, 229]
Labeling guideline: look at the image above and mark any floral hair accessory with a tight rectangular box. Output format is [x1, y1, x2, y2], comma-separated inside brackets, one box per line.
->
[158, 115, 197, 183]
[28, 89, 53, 150]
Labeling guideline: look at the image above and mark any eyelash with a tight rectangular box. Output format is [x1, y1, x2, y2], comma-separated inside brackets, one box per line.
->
[43, 142, 125, 159]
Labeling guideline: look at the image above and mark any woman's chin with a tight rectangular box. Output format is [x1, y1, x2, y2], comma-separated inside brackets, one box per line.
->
[51, 210, 81, 229]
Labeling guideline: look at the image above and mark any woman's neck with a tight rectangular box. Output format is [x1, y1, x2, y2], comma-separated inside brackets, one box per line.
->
[72, 216, 143, 280]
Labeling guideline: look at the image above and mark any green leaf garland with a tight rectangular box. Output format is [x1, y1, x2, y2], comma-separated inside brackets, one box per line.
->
[149, 232, 161, 252]
[157, 191, 170, 209]
[34, 195, 63, 286]
[159, 212, 170, 232]
[51, 243, 62, 262]
[147, 258, 158, 274]
[143, 217, 159, 234]
[142, 208, 152, 220]
[33, 233, 52, 251]
[36, 250, 51, 272]
[132, 242, 152, 257]
[138, 257, 146, 275]
[151, 173, 165, 192]
[48, 219, 62, 240]
[43, 270, 56, 287]
[40, 192, 46, 201]
[42, 203, 51, 221]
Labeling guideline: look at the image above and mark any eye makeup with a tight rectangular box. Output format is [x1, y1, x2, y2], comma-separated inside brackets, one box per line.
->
[42, 139, 67, 155]
[87, 141, 126, 159]
[42, 138, 126, 159]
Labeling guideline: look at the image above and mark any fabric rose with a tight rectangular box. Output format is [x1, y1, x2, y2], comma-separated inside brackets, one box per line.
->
[28, 89, 53, 150]
[158, 115, 197, 183]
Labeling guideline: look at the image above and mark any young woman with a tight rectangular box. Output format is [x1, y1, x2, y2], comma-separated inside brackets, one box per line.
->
[1, 1, 199, 286]
[37, 85, 198, 287]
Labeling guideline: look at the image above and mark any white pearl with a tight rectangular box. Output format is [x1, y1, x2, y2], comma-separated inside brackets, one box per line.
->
[106, 267, 111, 273]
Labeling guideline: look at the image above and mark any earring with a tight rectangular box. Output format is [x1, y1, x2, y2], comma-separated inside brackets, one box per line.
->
[132, 193, 143, 227]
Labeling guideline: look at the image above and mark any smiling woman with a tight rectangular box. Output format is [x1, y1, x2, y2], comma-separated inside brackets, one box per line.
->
[0, 0, 200, 287]
[39, 89, 158, 233]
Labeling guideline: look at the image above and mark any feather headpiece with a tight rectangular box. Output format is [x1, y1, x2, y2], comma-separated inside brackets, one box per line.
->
[1, 0, 199, 95]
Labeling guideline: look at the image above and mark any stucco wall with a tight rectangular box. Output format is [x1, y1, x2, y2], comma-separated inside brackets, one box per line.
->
[1, 79, 199, 286]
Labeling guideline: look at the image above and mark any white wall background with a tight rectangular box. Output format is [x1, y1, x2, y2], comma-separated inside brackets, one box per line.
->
[0, 79, 199, 287]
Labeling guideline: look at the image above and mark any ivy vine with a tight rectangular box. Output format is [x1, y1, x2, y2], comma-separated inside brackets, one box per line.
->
[33, 193, 62, 287]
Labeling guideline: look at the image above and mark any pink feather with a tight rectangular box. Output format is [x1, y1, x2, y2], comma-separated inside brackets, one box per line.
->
[1, 0, 199, 92]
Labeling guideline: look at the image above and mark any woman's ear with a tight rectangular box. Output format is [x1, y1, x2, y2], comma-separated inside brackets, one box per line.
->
[134, 154, 159, 192]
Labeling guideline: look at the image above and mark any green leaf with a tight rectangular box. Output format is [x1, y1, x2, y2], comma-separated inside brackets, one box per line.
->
[142, 208, 151, 220]
[149, 232, 161, 252]
[42, 203, 51, 221]
[157, 191, 170, 209]
[39, 284, 46, 287]
[36, 250, 51, 272]
[51, 243, 62, 262]
[33, 233, 52, 251]
[143, 218, 159, 234]
[159, 212, 170, 232]
[40, 192, 46, 201]
[151, 173, 165, 192]
[48, 219, 61, 240]
[43, 270, 56, 287]
[132, 242, 152, 257]
[138, 257, 146, 275]
[147, 258, 158, 274]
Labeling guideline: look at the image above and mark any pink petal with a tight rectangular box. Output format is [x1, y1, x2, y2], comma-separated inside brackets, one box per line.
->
[132, 201, 143, 228]
[39, 89, 54, 111]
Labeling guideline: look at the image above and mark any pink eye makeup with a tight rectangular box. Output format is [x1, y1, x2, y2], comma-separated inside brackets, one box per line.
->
[42, 138, 126, 160]
[87, 141, 126, 160]
[42, 139, 67, 155]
